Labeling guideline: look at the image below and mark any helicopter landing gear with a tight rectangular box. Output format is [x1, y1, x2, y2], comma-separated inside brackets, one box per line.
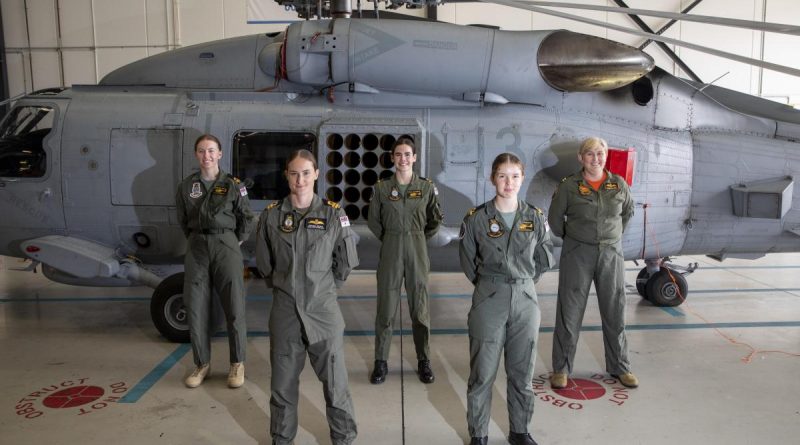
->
[149, 272, 227, 343]
[635, 259, 697, 307]
[150, 273, 190, 343]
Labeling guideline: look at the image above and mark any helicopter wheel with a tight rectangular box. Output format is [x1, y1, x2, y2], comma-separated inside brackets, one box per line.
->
[635, 268, 650, 298]
[645, 268, 688, 307]
[150, 273, 190, 343]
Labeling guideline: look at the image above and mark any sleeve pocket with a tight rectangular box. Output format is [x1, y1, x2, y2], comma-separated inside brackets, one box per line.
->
[344, 235, 359, 269]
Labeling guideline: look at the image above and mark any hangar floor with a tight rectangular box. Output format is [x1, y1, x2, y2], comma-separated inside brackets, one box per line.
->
[1, 253, 799, 445]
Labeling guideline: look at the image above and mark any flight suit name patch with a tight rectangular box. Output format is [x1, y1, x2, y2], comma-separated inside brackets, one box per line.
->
[306, 218, 327, 230]
[578, 184, 592, 196]
[407, 190, 422, 199]
[212, 186, 228, 195]
[518, 221, 534, 232]
[488, 218, 504, 238]
[189, 182, 202, 198]
[605, 182, 619, 191]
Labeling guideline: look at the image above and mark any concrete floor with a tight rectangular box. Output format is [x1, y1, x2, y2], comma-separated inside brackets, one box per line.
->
[1, 253, 799, 444]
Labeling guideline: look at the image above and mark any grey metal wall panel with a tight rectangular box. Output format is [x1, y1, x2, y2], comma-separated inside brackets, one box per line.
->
[110, 129, 182, 206]
[653, 74, 692, 131]
[684, 132, 800, 255]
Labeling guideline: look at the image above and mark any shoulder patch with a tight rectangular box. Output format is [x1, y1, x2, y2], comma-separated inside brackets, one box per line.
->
[466, 203, 486, 218]
[523, 202, 541, 213]
[266, 200, 280, 210]
[324, 199, 341, 209]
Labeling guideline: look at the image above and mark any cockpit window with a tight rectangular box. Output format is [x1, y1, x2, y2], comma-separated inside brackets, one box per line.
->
[232, 131, 316, 200]
[0, 105, 54, 178]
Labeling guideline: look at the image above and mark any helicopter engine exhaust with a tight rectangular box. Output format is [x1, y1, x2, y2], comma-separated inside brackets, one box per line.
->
[537, 30, 655, 92]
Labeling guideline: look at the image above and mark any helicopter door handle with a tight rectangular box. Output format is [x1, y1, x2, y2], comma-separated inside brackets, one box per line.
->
[39, 187, 52, 201]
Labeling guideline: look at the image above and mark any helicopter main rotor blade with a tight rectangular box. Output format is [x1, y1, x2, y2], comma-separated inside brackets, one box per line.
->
[514, 0, 800, 36]
[481, 0, 800, 78]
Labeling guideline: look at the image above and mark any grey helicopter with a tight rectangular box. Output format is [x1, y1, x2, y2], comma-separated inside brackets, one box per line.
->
[2, 0, 800, 343]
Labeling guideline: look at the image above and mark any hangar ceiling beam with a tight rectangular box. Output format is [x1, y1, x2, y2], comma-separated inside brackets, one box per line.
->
[516, 1, 800, 35]
[611, 0, 702, 83]
[637, 0, 703, 50]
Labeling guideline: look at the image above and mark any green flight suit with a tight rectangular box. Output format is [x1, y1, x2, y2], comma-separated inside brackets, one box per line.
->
[175, 170, 255, 366]
[368, 173, 443, 362]
[256, 194, 359, 445]
[548, 170, 634, 376]
[459, 200, 554, 438]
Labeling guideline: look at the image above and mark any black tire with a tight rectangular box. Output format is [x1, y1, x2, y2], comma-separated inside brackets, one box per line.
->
[635, 268, 650, 298]
[645, 268, 688, 307]
[150, 273, 190, 343]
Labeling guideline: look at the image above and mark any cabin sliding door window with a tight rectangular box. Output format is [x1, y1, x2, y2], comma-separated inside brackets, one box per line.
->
[0, 105, 54, 178]
[232, 131, 316, 201]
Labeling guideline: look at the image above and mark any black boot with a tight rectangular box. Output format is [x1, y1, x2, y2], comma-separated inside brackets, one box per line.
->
[508, 432, 538, 445]
[470, 437, 488, 445]
[418, 359, 435, 384]
[370, 360, 388, 384]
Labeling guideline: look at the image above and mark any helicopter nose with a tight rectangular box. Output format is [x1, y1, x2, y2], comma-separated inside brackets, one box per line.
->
[537, 30, 654, 92]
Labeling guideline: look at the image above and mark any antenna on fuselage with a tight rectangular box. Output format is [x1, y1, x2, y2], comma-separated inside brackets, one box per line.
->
[698, 72, 730, 92]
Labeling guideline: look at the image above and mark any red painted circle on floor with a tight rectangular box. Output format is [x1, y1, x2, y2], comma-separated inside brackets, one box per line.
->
[553, 378, 605, 400]
[42, 386, 105, 409]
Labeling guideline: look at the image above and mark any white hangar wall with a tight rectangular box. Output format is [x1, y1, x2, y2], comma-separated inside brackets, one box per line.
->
[1, 0, 799, 105]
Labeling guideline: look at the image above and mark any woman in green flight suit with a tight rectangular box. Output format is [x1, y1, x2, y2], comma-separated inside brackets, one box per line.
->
[256, 149, 359, 445]
[368, 137, 443, 384]
[548, 136, 637, 390]
[459, 153, 553, 445]
[175, 133, 255, 389]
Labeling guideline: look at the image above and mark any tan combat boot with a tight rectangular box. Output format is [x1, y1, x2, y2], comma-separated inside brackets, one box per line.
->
[613, 372, 639, 388]
[185, 364, 210, 388]
[549, 372, 568, 389]
[228, 362, 245, 388]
